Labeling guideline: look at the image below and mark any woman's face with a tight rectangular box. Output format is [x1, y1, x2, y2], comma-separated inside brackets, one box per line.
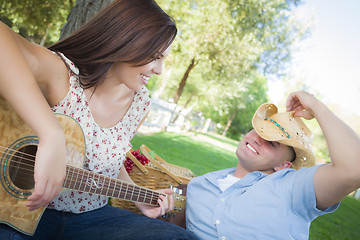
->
[111, 45, 172, 91]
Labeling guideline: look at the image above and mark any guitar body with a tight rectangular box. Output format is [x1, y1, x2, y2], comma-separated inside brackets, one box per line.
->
[0, 97, 85, 235]
[0, 97, 188, 235]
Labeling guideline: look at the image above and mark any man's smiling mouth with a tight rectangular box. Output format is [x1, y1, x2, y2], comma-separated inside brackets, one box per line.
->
[246, 143, 258, 154]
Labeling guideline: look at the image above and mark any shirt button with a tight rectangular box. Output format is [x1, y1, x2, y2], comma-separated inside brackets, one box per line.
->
[216, 220, 221, 224]
[221, 237, 226, 240]
[221, 198, 225, 202]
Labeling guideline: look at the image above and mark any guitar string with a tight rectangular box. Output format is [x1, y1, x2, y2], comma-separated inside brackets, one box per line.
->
[0, 160, 163, 205]
[0, 146, 163, 198]
[0, 144, 170, 202]
[1, 165, 163, 206]
[0, 145, 166, 200]
[0, 145, 37, 160]
[64, 166, 164, 203]
[0, 149, 166, 204]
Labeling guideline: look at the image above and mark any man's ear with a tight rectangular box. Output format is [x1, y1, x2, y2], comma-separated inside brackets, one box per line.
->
[274, 161, 292, 172]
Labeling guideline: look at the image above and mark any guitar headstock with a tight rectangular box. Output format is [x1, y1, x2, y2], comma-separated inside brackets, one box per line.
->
[159, 184, 188, 228]
[172, 187, 186, 213]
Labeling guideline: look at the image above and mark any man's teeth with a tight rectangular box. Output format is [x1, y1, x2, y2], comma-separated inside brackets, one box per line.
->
[246, 143, 257, 154]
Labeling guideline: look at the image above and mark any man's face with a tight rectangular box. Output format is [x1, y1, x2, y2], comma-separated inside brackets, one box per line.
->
[236, 129, 295, 173]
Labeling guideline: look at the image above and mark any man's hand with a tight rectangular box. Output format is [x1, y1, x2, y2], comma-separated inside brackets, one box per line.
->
[286, 90, 319, 120]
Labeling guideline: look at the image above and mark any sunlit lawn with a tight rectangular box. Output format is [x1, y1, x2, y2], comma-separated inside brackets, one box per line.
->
[131, 131, 360, 239]
[131, 131, 239, 176]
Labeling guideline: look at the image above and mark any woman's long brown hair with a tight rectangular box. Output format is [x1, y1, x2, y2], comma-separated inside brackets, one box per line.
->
[49, 0, 177, 89]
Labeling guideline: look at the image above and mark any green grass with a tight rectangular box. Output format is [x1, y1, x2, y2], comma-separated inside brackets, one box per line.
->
[309, 196, 360, 240]
[131, 131, 360, 239]
[131, 131, 239, 176]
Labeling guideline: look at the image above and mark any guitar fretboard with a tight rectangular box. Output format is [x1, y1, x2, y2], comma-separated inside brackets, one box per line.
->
[63, 165, 162, 206]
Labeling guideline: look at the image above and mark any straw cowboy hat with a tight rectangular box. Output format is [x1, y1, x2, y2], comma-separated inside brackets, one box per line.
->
[252, 103, 316, 170]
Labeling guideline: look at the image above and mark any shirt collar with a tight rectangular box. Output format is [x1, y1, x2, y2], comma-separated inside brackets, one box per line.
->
[205, 168, 268, 189]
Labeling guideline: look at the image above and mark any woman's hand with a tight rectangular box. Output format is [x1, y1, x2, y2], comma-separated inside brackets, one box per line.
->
[135, 189, 174, 218]
[26, 132, 67, 211]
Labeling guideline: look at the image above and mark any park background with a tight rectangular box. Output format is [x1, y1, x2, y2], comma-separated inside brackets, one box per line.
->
[1, 0, 359, 239]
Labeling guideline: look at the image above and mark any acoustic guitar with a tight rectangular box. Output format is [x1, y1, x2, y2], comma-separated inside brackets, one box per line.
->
[0, 97, 185, 236]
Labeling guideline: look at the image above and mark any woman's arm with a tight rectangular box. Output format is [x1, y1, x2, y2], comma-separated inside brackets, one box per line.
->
[0, 21, 67, 210]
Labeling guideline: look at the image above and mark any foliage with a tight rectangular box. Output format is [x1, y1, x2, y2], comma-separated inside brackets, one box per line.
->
[155, 0, 309, 138]
[2, 0, 311, 139]
[0, 0, 74, 45]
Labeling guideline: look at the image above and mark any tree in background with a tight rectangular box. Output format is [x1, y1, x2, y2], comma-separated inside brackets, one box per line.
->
[1, 0, 310, 139]
[0, 0, 74, 46]
[59, 0, 113, 39]
[155, 0, 309, 138]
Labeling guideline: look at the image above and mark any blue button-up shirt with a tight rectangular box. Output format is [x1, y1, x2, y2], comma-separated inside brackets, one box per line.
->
[186, 165, 339, 240]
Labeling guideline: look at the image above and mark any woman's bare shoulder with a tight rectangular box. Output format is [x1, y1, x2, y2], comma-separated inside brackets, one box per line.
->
[0, 21, 70, 105]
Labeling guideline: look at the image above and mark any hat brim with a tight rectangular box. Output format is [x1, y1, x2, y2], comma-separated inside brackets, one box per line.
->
[252, 103, 316, 169]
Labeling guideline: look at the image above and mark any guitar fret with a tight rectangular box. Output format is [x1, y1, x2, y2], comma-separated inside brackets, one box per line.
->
[83, 170, 92, 193]
[140, 187, 146, 203]
[64, 165, 172, 207]
[140, 188, 146, 203]
[79, 171, 89, 192]
[63, 167, 71, 188]
[131, 185, 137, 202]
[73, 167, 83, 191]
[94, 172, 101, 195]
[64, 166, 75, 189]
[105, 176, 111, 197]
[94, 173, 101, 195]
[124, 182, 129, 200]
[143, 188, 149, 204]
[112, 179, 117, 198]
[136, 186, 141, 202]
[151, 191, 158, 205]
[99, 175, 109, 196]
[78, 168, 85, 191]
[71, 167, 78, 190]
[130, 184, 135, 202]
[140, 187, 147, 203]
[71, 168, 79, 189]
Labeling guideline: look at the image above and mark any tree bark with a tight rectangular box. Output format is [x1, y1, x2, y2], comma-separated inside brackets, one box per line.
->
[173, 57, 197, 104]
[39, 26, 49, 46]
[152, 67, 172, 99]
[60, 0, 113, 39]
[222, 110, 237, 137]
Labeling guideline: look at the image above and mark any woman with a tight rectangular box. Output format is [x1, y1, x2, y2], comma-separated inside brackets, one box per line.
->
[0, 0, 196, 239]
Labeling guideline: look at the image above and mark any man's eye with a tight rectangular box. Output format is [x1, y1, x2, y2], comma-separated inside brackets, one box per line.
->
[269, 141, 275, 147]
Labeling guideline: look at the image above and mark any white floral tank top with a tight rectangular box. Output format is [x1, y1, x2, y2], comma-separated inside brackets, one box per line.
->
[47, 53, 151, 213]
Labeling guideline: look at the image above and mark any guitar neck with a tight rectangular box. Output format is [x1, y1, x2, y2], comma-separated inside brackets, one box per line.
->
[63, 165, 162, 206]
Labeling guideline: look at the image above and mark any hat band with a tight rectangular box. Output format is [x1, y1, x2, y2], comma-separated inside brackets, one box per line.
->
[264, 117, 290, 139]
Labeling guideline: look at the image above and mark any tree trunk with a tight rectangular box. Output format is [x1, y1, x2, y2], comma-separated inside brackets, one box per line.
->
[39, 26, 49, 46]
[152, 67, 172, 99]
[182, 94, 193, 109]
[60, 0, 113, 39]
[222, 110, 237, 137]
[173, 57, 197, 104]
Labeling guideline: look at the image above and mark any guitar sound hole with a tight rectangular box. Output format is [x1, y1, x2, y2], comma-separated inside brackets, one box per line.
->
[9, 145, 36, 190]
